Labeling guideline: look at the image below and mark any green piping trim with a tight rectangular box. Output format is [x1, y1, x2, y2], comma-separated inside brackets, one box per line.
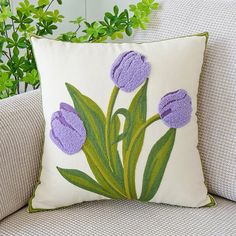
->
[30, 31, 209, 45]
[204, 194, 217, 208]
[195, 31, 212, 207]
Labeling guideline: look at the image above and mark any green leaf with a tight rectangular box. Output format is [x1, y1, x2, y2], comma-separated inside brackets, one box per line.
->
[57, 167, 114, 199]
[12, 32, 19, 42]
[113, 5, 119, 16]
[110, 114, 124, 186]
[123, 80, 148, 158]
[125, 26, 132, 36]
[105, 12, 114, 19]
[129, 4, 137, 12]
[140, 128, 176, 201]
[69, 16, 84, 26]
[17, 37, 27, 48]
[13, 47, 19, 56]
[23, 18, 33, 24]
[123, 80, 148, 199]
[1, 64, 10, 71]
[112, 108, 131, 143]
[48, 9, 64, 23]
[0, 6, 12, 22]
[0, 0, 8, 7]
[22, 69, 39, 86]
[150, 2, 159, 10]
[0, 72, 14, 92]
[83, 149, 122, 199]
[17, 0, 35, 17]
[38, 0, 49, 6]
[110, 31, 124, 40]
[66, 83, 107, 164]
[4, 24, 12, 30]
[66, 83, 125, 197]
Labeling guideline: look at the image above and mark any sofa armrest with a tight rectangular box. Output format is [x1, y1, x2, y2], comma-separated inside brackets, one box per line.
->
[0, 90, 45, 220]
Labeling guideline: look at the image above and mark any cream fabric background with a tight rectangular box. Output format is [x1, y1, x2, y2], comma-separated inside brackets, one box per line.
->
[31, 35, 210, 210]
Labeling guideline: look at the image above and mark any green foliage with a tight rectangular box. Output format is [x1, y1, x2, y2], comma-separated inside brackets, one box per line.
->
[140, 128, 176, 201]
[22, 68, 39, 88]
[123, 80, 148, 199]
[66, 83, 126, 198]
[0, 71, 15, 98]
[0, 0, 159, 99]
[57, 167, 116, 199]
[58, 79, 175, 202]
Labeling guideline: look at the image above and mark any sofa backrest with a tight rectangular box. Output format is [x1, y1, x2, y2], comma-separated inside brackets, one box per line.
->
[0, 90, 44, 220]
[133, 0, 236, 201]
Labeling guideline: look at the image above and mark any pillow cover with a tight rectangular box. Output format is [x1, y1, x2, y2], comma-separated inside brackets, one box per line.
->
[133, 0, 236, 202]
[29, 33, 215, 212]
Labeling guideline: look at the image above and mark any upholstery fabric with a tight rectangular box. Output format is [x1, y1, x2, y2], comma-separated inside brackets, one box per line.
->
[133, 0, 236, 201]
[0, 196, 235, 236]
[0, 90, 44, 220]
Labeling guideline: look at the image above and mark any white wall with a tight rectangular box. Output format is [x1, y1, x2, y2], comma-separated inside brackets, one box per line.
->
[11, 0, 140, 33]
[86, 0, 139, 21]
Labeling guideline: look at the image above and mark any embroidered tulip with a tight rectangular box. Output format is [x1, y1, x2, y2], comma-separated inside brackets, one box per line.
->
[50, 103, 86, 155]
[110, 51, 151, 92]
[158, 89, 192, 128]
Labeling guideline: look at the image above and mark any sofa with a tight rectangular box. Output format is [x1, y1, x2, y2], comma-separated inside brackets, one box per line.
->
[1, 0, 236, 235]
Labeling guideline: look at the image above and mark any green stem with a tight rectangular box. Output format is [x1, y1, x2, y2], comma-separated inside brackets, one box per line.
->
[3, 22, 12, 59]
[7, 0, 16, 32]
[105, 86, 120, 169]
[24, 82, 28, 92]
[83, 145, 126, 198]
[75, 25, 81, 34]
[3, 51, 10, 59]
[124, 114, 160, 199]
[45, 0, 55, 12]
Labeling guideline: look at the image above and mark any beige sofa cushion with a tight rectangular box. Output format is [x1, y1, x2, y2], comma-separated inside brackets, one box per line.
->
[0, 196, 235, 235]
[0, 91, 44, 221]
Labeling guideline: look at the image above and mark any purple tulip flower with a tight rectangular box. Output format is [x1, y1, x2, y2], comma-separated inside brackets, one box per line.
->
[111, 51, 151, 92]
[158, 89, 192, 128]
[50, 103, 86, 155]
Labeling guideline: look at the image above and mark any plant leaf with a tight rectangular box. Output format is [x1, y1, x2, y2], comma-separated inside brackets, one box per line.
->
[38, 0, 49, 6]
[139, 128, 176, 201]
[83, 147, 123, 199]
[122, 80, 148, 158]
[110, 114, 124, 186]
[125, 26, 132, 36]
[66, 83, 125, 197]
[57, 167, 114, 199]
[123, 80, 148, 199]
[112, 108, 131, 144]
[66, 83, 107, 164]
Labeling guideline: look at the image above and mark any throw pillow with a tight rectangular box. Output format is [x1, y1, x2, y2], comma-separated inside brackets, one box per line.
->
[29, 33, 215, 212]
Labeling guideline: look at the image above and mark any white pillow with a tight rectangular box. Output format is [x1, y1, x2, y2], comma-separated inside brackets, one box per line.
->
[29, 33, 215, 212]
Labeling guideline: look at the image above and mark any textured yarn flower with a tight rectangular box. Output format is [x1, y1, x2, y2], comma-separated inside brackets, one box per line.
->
[158, 89, 192, 128]
[110, 51, 151, 92]
[50, 103, 86, 155]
